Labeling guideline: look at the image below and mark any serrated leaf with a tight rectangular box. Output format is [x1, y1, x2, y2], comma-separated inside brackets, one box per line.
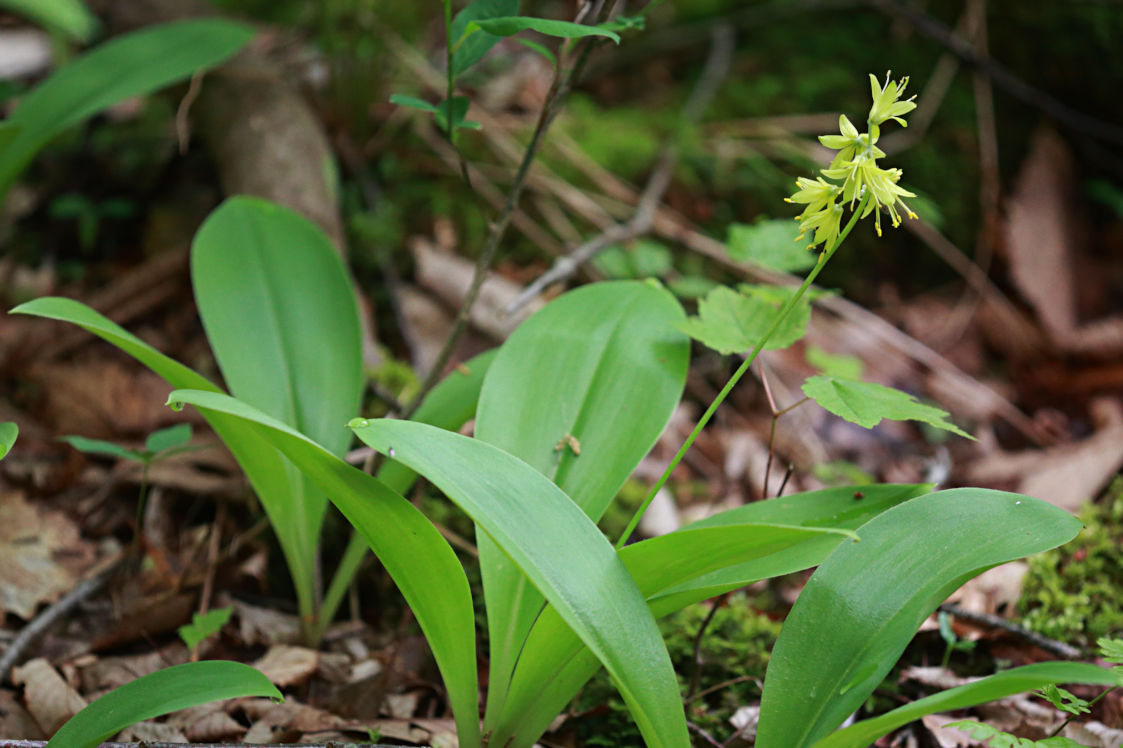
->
[144, 423, 192, 454]
[677, 285, 810, 354]
[802, 376, 972, 438]
[806, 346, 863, 380]
[726, 219, 817, 272]
[177, 606, 233, 651]
[0, 422, 17, 460]
[471, 16, 620, 43]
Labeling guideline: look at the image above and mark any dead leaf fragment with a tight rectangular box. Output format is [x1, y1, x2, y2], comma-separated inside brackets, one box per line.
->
[11, 658, 87, 735]
[253, 645, 320, 687]
[0, 688, 46, 740]
[0, 492, 98, 620]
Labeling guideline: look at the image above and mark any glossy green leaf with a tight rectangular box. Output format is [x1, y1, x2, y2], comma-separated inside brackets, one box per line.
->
[320, 348, 497, 628]
[349, 419, 690, 748]
[498, 484, 931, 747]
[192, 196, 362, 459]
[165, 390, 482, 748]
[46, 661, 281, 748]
[0, 422, 18, 460]
[678, 284, 810, 354]
[59, 435, 142, 462]
[803, 375, 972, 438]
[470, 16, 621, 43]
[0, 19, 253, 199]
[756, 488, 1083, 747]
[816, 662, 1121, 748]
[0, 0, 97, 40]
[9, 297, 317, 643]
[144, 423, 192, 454]
[726, 219, 817, 272]
[493, 522, 857, 748]
[177, 607, 232, 651]
[450, 0, 519, 76]
[474, 280, 688, 727]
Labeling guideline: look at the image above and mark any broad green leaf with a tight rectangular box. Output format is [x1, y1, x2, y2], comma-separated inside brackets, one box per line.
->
[321, 348, 498, 628]
[0, 422, 18, 460]
[803, 375, 972, 438]
[474, 281, 688, 727]
[666, 274, 718, 299]
[177, 607, 232, 651]
[192, 196, 362, 459]
[498, 484, 932, 747]
[144, 423, 192, 454]
[9, 298, 316, 643]
[191, 196, 363, 636]
[756, 488, 1083, 747]
[806, 345, 863, 380]
[726, 220, 817, 272]
[815, 663, 1121, 748]
[46, 661, 281, 748]
[59, 435, 142, 462]
[0, 19, 253, 199]
[165, 390, 482, 748]
[592, 240, 673, 279]
[0, 0, 97, 41]
[450, 0, 519, 76]
[470, 16, 621, 43]
[678, 284, 810, 354]
[349, 419, 690, 748]
[492, 522, 856, 748]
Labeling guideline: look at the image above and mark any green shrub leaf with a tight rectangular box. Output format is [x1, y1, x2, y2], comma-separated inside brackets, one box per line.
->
[802, 375, 972, 438]
[451, 0, 519, 76]
[470, 16, 621, 43]
[177, 607, 232, 651]
[726, 220, 817, 272]
[678, 284, 810, 354]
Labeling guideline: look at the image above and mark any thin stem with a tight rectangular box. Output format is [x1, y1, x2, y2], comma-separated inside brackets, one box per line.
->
[615, 194, 870, 549]
[133, 460, 151, 554]
[1048, 686, 1115, 738]
[444, 1, 455, 146]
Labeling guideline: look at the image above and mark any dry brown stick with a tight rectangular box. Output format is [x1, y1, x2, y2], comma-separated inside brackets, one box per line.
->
[937, 602, 1083, 660]
[505, 24, 736, 315]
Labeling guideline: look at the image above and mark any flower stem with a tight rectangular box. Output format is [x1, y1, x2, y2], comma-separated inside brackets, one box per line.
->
[614, 194, 871, 549]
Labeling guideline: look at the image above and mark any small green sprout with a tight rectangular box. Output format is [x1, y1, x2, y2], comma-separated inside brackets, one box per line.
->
[178, 606, 233, 657]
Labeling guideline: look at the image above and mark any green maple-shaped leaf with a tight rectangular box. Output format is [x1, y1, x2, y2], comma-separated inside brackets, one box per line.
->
[677, 285, 810, 355]
[802, 375, 972, 438]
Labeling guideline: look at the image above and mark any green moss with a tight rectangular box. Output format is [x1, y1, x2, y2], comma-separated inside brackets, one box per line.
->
[572, 593, 779, 746]
[1018, 479, 1123, 645]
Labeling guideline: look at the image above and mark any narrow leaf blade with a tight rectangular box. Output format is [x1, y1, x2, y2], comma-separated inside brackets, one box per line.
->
[450, 0, 519, 76]
[0, 422, 16, 460]
[46, 661, 280, 748]
[472, 16, 620, 43]
[814, 662, 1121, 748]
[351, 419, 690, 748]
[166, 390, 482, 748]
[0, 0, 98, 41]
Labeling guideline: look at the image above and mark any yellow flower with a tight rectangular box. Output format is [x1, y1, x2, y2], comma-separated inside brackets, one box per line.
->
[868, 72, 917, 127]
[786, 177, 844, 249]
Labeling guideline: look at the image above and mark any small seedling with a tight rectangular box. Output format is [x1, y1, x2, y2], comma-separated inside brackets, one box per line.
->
[61, 424, 199, 548]
[178, 606, 233, 660]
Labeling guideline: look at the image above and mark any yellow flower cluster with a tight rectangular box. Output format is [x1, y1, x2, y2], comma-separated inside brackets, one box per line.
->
[786, 73, 919, 250]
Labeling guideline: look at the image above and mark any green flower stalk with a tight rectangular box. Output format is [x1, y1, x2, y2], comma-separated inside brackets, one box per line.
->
[787, 71, 918, 247]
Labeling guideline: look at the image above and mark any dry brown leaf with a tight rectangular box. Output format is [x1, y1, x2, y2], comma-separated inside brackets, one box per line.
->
[967, 399, 1123, 512]
[367, 719, 432, 744]
[116, 720, 188, 743]
[1004, 127, 1080, 339]
[384, 691, 420, 720]
[253, 645, 320, 687]
[32, 358, 175, 438]
[0, 687, 46, 740]
[231, 598, 302, 646]
[1062, 721, 1123, 747]
[11, 658, 87, 735]
[0, 492, 97, 620]
[166, 703, 247, 742]
[949, 561, 1029, 616]
[79, 645, 189, 693]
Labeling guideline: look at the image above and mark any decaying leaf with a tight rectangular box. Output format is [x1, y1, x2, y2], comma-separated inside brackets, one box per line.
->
[11, 658, 87, 735]
[252, 644, 320, 687]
